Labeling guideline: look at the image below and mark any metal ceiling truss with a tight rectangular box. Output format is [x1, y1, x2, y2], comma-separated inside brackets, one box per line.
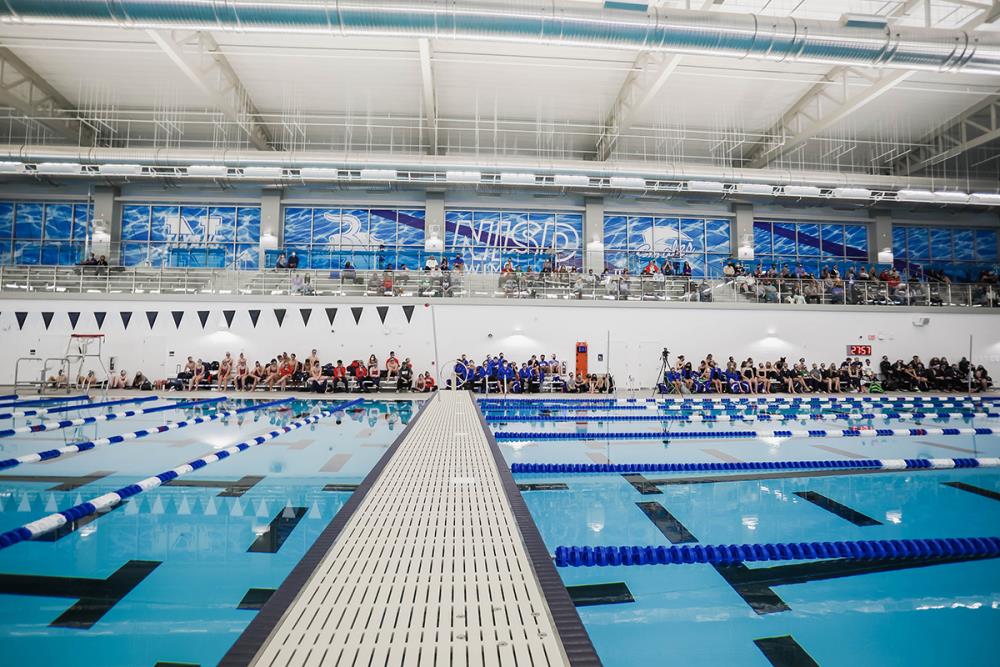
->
[744, 0, 988, 170]
[417, 38, 439, 155]
[0, 47, 96, 144]
[146, 29, 274, 151]
[891, 90, 1000, 175]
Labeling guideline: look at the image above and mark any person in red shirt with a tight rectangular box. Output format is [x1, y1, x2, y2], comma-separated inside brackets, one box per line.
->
[422, 372, 436, 392]
[354, 362, 368, 393]
[332, 360, 349, 393]
[641, 259, 660, 276]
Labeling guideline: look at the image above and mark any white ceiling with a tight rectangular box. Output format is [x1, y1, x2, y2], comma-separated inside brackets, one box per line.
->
[0, 0, 996, 182]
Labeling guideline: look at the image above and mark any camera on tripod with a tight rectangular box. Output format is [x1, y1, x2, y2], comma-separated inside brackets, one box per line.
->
[661, 348, 670, 362]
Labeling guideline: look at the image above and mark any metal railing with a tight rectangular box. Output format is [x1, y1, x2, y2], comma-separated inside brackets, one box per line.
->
[0, 264, 997, 309]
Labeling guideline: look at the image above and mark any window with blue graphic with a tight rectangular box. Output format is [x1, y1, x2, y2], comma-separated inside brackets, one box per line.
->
[0, 201, 93, 266]
[892, 224, 998, 281]
[121, 204, 261, 269]
[602, 215, 731, 276]
[445, 210, 583, 272]
[280, 207, 424, 270]
[752, 220, 869, 276]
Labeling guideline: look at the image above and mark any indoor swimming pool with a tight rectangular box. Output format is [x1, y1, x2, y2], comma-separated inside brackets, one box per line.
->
[487, 395, 1000, 666]
[0, 395, 417, 666]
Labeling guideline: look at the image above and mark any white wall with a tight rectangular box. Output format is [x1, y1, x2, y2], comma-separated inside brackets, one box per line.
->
[1, 297, 998, 387]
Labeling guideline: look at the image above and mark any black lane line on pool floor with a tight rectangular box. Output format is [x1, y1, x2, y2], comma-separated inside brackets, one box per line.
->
[0, 560, 160, 629]
[476, 400, 603, 667]
[943, 481, 1000, 502]
[218, 399, 431, 667]
[792, 491, 882, 527]
[0, 470, 114, 491]
[322, 483, 359, 492]
[644, 464, 950, 487]
[622, 473, 662, 495]
[247, 507, 307, 553]
[754, 635, 820, 667]
[567, 582, 634, 607]
[636, 501, 697, 543]
[714, 554, 998, 615]
[164, 474, 265, 497]
[238, 587, 276, 610]
[518, 482, 569, 491]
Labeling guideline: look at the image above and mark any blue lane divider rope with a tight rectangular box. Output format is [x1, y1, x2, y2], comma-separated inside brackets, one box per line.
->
[0, 394, 16, 401]
[0, 395, 159, 420]
[485, 410, 1000, 424]
[480, 395, 1000, 405]
[494, 426, 999, 441]
[0, 396, 170, 436]
[511, 457, 1000, 474]
[555, 537, 1000, 567]
[0, 395, 91, 411]
[0, 398, 290, 470]
[0, 398, 365, 548]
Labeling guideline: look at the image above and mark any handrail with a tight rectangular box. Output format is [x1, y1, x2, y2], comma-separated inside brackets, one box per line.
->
[0, 265, 997, 310]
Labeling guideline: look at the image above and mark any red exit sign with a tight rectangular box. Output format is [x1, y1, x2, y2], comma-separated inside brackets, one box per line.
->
[848, 344, 873, 356]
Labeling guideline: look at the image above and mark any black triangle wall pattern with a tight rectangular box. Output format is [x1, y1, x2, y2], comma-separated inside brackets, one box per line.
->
[120, 312, 132, 330]
[325, 307, 338, 326]
[351, 307, 363, 325]
[94, 312, 106, 329]
[15, 312, 27, 330]
[248, 309, 261, 328]
[223, 310, 235, 328]
[402, 305, 415, 323]
[146, 311, 158, 328]
[41, 312, 54, 330]
[68, 312, 80, 330]
[197, 311, 210, 329]
[300, 308, 312, 326]
[171, 311, 184, 329]
[274, 308, 286, 327]
[376, 306, 389, 324]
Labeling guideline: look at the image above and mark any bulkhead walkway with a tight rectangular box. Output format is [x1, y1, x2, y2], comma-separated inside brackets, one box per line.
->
[225, 391, 597, 666]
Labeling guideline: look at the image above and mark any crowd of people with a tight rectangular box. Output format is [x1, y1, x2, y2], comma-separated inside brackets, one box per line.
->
[59, 350, 438, 394]
[450, 354, 614, 394]
[658, 353, 993, 394]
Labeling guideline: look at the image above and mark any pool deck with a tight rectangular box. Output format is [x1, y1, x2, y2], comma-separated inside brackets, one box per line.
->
[222, 390, 597, 666]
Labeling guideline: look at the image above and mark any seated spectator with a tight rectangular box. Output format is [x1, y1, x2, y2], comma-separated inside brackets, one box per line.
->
[287, 251, 300, 269]
[110, 369, 129, 389]
[131, 371, 150, 390]
[397, 360, 414, 391]
[78, 369, 98, 390]
[275, 253, 288, 270]
[47, 369, 68, 388]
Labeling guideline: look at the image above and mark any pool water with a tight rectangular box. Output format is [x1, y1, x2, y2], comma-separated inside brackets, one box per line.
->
[490, 396, 1000, 666]
[0, 397, 416, 666]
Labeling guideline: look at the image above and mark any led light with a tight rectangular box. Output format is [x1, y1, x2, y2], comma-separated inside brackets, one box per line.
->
[897, 189, 935, 202]
[359, 168, 396, 180]
[0, 162, 27, 174]
[736, 183, 774, 196]
[783, 185, 822, 197]
[933, 191, 969, 203]
[687, 180, 725, 193]
[445, 170, 482, 183]
[242, 166, 283, 179]
[970, 193, 1000, 205]
[98, 164, 143, 176]
[554, 174, 590, 187]
[299, 167, 340, 179]
[36, 162, 82, 175]
[610, 176, 646, 189]
[499, 172, 536, 185]
[187, 165, 228, 177]
[832, 187, 872, 199]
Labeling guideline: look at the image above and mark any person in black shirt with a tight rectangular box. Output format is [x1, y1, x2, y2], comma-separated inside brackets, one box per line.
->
[397, 360, 414, 391]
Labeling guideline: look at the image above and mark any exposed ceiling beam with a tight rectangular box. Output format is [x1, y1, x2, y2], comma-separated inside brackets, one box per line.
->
[890, 90, 1000, 175]
[0, 46, 96, 145]
[742, 0, 933, 170]
[417, 38, 438, 156]
[595, 0, 715, 162]
[146, 29, 274, 151]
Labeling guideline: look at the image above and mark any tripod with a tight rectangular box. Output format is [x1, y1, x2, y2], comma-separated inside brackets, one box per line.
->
[650, 348, 670, 398]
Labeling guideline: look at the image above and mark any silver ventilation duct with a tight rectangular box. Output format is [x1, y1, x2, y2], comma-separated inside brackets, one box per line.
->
[2, 143, 996, 192]
[2, 0, 999, 74]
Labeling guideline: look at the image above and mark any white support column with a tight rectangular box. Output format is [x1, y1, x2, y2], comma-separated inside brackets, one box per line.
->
[733, 203, 754, 261]
[260, 189, 282, 265]
[871, 210, 893, 266]
[92, 186, 118, 263]
[417, 38, 438, 155]
[424, 191, 445, 260]
[584, 196, 605, 273]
